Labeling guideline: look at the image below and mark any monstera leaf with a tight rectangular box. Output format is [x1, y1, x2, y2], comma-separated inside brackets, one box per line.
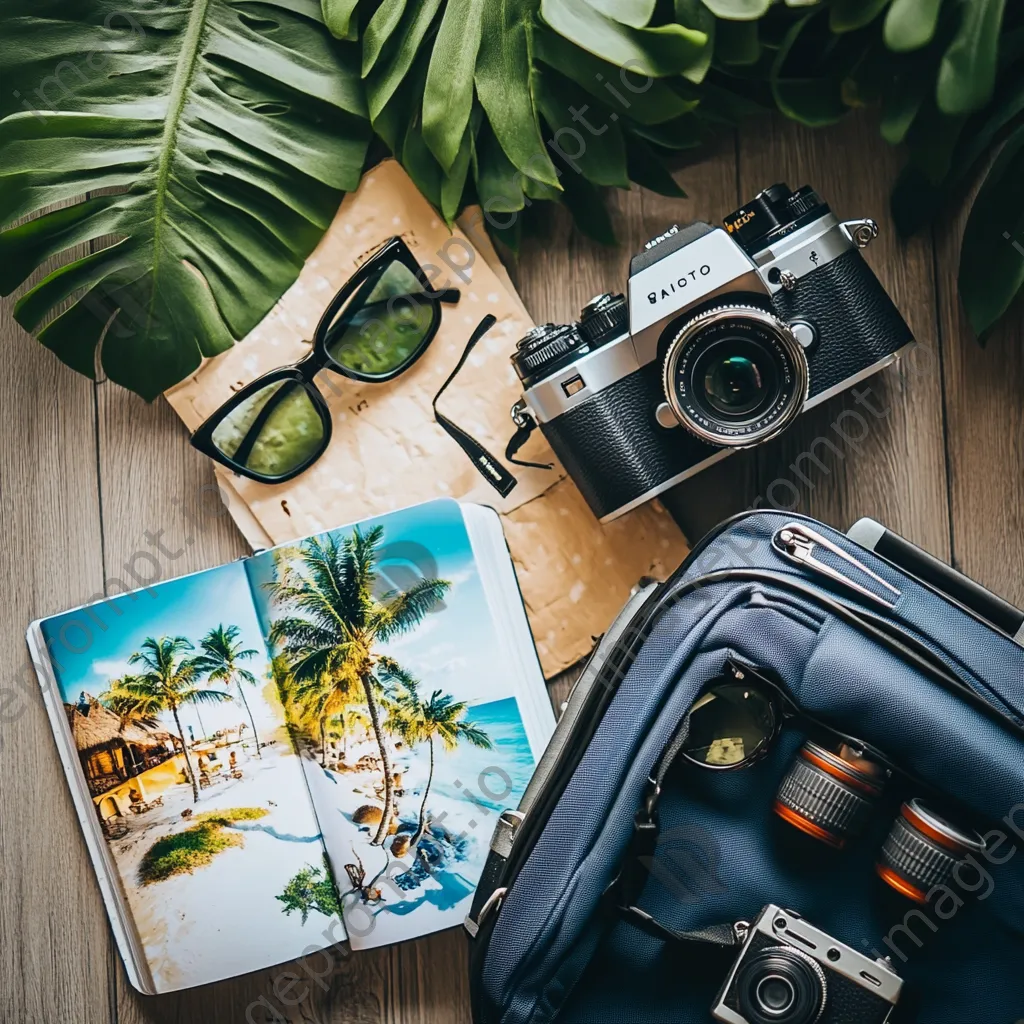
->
[0, 0, 370, 399]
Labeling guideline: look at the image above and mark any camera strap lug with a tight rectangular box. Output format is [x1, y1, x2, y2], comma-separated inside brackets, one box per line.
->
[506, 400, 554, 471]
[840, 217, 879, 249]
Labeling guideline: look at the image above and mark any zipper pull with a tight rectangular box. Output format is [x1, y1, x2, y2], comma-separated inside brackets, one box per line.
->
[772, 523, 901, 609]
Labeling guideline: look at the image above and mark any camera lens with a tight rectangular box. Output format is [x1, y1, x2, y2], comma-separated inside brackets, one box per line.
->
[662, 305, 808, 447]
[876, 799, 987, 904]
[774, 740, 888, 849]
[736, 947, 826, 1024]
[702, 346, 776, 418]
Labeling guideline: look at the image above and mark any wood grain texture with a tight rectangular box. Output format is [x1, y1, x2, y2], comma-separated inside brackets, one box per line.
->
[737, 114, 951, 556]
[2, 112, 1022, 1024]
[0, 294, 113, 1024]
[934, 193, 1024, 608]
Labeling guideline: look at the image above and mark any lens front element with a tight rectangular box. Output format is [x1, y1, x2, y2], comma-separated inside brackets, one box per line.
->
[663, 305, 809, 447]
[735, 947, 827, 1024]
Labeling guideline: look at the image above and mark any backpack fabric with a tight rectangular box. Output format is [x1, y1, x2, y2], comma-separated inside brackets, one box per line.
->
[466, 511, 1024, 1024]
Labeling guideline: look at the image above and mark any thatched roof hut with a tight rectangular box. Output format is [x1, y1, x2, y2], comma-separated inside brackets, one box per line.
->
[65, 702, 123, 753]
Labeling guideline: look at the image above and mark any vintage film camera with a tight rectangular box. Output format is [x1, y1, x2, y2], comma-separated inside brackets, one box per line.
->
[509, 185, 914, 522]
[712, 905, 903, 1024]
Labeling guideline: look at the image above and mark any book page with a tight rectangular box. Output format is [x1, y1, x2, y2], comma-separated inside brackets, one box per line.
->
[36, 562, 338, 992]
[246, 498, 550, 948]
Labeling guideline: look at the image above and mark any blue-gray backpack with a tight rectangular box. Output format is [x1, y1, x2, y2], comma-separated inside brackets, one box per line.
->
[466, 511, 1024, 1024]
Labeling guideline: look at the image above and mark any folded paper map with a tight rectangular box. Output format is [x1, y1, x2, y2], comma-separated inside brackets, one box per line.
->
[166, 160, 688, 675]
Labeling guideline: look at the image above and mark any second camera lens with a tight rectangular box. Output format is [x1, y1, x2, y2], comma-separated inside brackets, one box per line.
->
[774, 740, 888, 849]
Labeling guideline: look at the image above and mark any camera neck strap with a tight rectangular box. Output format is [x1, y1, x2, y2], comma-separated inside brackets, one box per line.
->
[433, 314, 519, 497]
[606, 709, 742, 951]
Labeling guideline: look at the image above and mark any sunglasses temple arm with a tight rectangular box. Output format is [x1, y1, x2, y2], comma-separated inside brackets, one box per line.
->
[438, 288, 461, 304]
[432, 314, 517, 498]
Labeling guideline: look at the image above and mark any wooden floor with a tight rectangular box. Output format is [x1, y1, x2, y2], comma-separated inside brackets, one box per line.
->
[1, 115, 1021, 1023]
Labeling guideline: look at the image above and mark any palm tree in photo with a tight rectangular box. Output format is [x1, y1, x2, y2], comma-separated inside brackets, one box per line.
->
[266, 527, 450, 845]
[119, 636, 234, 802]
[382, 663, 493, 850]
[290, 666, 362, 768]
[192, 624, 263, 759]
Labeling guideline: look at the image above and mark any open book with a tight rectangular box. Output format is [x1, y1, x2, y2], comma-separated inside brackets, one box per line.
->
[28, 498, 554, 994]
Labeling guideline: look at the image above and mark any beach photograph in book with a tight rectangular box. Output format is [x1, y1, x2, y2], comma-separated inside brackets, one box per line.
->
[249, 501, 538, 947]
[39, 563, 334, 992]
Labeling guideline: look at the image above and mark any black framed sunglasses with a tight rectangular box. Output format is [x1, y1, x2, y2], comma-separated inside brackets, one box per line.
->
[680, 659, 895, 774]
[190, 236, 460, 483]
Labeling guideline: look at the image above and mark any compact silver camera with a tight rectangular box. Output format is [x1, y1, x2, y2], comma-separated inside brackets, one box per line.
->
[508, 184, 915, 522]
[712, 905, 903, 1024]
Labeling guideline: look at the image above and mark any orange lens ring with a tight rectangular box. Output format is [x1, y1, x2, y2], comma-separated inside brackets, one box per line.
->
[876, 864, 929, 905]
[773, 800, 847, 849]
[901, 803, 969, 854]
[800, 747, 885, 797]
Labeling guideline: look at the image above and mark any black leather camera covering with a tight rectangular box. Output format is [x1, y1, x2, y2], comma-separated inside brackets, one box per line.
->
[542, 247, 913, 520]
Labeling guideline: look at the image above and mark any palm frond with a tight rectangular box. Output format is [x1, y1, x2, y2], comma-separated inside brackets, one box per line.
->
[372, 578, 450, 642]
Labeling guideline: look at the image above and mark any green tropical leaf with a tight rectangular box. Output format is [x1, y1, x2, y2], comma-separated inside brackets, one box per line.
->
[536, 70, 629, 186]
[476, 0, 561, 187]
[624, 132, 686, 196]
[440, 124, 473, 222]
[830, 0, 892, 34]
[366, 0, 442, 122]
[587, 0, 657, 30]
[539, 0, 708, 78]
[715, 18, 761, 65]
[473, 124, 529, 219]
[770, 13, 850, 126]
[958, 124, 1024, 339]
[883, 0, 943, 51]
[532, 27, 700, 124]
[702, 0, 771, 17]
[362, 0, 406, 76]
[0, 0, 369, 400]
[323, 0, 361, 41]
[422, 0, 486, 172]
[937, 0, 1007, 115]
[674, 0, 716, 84]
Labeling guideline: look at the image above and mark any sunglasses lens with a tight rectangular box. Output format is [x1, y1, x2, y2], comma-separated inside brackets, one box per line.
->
[684, 682, 776, 768]
[211, 380, 325, 479]
[325, 260, 435, 377]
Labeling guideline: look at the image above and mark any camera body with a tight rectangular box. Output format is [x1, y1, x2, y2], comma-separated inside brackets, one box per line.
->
[712, 905, 903, 1024]
[510, 185, 915, 522]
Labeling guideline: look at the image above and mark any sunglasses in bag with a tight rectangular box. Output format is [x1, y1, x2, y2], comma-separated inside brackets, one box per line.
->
[191, 237, 519, 494]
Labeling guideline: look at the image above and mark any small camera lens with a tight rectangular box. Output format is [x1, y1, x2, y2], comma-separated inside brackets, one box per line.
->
[662, 306, 808, 447]
[774, 740, 888, 849]
[735, 948, 826, 1024]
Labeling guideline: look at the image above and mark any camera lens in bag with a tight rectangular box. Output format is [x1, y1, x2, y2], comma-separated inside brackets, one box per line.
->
[735, 947, 827, 1024]
[876, 798, 987, 904]
[774, 740, 888, 848]
[662, 305, 809, 447]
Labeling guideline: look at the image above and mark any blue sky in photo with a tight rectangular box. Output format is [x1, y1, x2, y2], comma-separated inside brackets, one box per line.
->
[39, 561, 277, 736]
[248, 498, 512, 707]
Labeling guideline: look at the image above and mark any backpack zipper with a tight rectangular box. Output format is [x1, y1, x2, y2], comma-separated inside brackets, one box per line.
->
[772, 522, 901, 608]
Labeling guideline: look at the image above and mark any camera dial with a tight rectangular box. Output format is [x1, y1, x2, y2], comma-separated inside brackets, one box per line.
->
[662, 305, 809, 447]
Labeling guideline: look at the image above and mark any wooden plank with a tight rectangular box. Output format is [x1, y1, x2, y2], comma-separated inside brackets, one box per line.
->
[0, 297, 113, 1024]
[737, 114, 950, 555]
[934, 197, 1024, 609]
